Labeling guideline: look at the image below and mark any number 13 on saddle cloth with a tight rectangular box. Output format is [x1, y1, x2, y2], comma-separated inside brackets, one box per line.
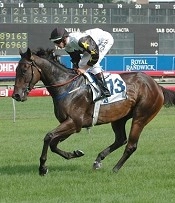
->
[83, 72, 127, 126]
[84, 72, 127, 104]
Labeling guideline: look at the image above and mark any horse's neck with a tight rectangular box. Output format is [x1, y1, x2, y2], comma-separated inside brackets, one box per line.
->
[34, 56, 72, 85]
[35, 57, 68, 83]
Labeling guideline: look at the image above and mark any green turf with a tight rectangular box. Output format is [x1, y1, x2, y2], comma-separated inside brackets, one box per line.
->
[0, 97, 175, 203]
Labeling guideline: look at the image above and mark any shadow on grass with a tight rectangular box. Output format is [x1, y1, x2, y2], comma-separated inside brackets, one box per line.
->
[0, 164, 39, 175]
[0, 163, 85, 175]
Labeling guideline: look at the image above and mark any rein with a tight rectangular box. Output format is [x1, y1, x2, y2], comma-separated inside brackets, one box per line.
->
[40, 74, 80, 88]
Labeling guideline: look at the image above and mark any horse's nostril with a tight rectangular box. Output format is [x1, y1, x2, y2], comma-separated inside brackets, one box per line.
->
[12, 94, 21, 101]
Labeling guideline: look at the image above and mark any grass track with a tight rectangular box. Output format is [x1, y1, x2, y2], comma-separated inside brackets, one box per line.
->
[0, 97, 175, 203]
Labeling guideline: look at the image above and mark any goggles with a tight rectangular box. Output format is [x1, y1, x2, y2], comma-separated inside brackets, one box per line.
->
[54, 39, 63, 44]
[52, 39, 63, 44]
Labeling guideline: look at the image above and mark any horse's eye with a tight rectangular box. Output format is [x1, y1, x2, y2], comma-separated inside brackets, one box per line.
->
[21, 68, 28, 75]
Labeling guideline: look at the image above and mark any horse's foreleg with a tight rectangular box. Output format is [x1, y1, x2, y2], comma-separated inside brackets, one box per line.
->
[93, 119, 127, 170]
[49, 133, 85, 160]
[39, 118, 84, 175]
[39, 133, 52, 176]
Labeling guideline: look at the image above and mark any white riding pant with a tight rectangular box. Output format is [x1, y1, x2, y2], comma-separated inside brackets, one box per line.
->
[78, 32, 114, 75]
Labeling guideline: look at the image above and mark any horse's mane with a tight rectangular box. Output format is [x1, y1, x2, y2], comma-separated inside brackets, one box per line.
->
[33, 48, 74, 74]
[33, 48, 57, 61]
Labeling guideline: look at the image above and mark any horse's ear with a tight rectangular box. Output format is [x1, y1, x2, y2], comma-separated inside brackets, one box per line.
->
[27, 48, 31, 57]
[26, 47, 33, 60]
[19, 48, 23, 56]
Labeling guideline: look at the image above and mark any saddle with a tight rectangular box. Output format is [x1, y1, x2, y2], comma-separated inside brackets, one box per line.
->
[83, 72, 127, 125]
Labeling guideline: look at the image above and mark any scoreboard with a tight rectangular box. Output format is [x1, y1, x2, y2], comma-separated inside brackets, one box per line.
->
[1, 2, 175, 55]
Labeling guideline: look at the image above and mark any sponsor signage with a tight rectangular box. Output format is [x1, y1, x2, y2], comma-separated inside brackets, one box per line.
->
[1, 88, 50, 97]
[0, 88, 8, 97]
[123, 57, 157, 71]
[0, 57, 20, 77]
[1, 55, 175, 79]
[61, 55, 175, 72]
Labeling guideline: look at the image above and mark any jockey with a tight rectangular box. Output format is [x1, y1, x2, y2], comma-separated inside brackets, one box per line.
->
[49, 27, 114, 101]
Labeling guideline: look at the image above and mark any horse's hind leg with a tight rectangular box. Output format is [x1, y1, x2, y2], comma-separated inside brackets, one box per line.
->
[112, 118, 146, 172]
[112, 101, 163, 173]
[93, 119, 128, 170]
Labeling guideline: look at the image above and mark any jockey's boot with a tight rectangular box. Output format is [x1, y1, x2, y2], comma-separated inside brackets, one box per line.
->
[94, 72, 111, 102]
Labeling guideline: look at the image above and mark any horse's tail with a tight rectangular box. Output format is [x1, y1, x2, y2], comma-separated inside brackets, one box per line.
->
[160, 86, 175, 107]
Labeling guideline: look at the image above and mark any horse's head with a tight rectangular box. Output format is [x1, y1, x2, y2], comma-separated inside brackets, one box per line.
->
[12, 48, 41, 102]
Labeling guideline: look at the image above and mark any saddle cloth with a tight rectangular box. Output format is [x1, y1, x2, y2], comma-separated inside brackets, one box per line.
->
[84, 72, 127, 104]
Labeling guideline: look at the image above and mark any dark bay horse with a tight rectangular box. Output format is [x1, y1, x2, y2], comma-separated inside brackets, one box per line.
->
[12, 48, 175, 176]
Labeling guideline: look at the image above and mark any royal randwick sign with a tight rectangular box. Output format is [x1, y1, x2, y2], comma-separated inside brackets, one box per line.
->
[124, 57, 157, 71]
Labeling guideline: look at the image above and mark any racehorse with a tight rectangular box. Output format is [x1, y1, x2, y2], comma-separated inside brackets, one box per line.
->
[12, 48, 175, 176]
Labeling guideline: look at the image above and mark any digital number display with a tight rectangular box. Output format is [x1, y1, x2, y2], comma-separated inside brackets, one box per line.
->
[0, 7, 111, 24]
[0, 3, 175, 24]
[0, 32, 28, 55]
[1, 3, 175, 55]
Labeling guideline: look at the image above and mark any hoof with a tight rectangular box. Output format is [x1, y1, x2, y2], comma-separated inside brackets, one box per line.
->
[93, 161, 102, 170]
[39, 166, 48, 176]
[74, 150, 85, 157]
[112, 166, 119, 173]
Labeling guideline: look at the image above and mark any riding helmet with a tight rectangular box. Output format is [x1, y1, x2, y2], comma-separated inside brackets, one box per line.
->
[49, 27, 69, 41]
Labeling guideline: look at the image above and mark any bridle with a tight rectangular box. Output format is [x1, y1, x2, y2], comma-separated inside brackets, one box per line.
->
[18, 59, 80, 93]
[18, 60, 41, 93]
